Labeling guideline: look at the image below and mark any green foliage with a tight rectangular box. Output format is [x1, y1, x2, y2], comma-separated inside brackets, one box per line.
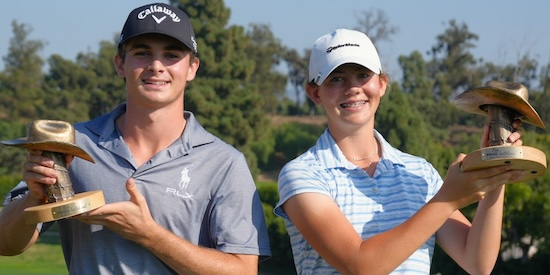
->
[272, 122, 325, 167]
[250, 128, 276, 168]
[0, 121, 27, 198]
[173, 0, 284, 175]
[427, 19, 479, 99]
[77, 39, 126, 118]
[0, 21, 46, 122]
[256, 182, 295, 271]
[376, 84, 438, 160]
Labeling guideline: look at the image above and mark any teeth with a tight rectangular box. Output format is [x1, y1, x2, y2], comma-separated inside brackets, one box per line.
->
[145, 81, 168, 85]
[341, 101, 366, 108]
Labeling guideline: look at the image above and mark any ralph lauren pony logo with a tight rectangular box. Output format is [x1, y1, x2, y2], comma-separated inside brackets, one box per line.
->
[165, 165, 194, 200]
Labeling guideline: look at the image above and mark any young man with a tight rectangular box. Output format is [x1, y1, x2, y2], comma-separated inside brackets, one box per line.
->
[0, 3, 270, 274]
[274, 28, 523, 274]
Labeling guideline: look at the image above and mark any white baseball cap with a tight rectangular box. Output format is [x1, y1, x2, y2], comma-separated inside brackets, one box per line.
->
[308, 29, 382, 85]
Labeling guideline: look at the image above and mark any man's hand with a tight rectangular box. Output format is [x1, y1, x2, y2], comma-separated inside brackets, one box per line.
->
[76, 178, 159, 243]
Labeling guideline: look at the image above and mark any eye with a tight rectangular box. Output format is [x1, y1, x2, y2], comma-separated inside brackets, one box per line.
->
[164, 52, 182, 59]
[357, 71, 376, 82]
[328, 75, 344, 83]
[132, 50, 151, 57]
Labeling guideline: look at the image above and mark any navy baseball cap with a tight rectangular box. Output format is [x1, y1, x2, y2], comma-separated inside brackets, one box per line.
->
[118, 3, 197, 55]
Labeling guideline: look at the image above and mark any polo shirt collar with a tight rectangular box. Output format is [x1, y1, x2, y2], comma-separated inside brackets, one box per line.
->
[314, 128, 405, 170]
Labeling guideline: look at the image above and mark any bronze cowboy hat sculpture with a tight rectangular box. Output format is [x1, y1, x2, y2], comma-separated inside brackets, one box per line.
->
[1, 119, 104, 224]
[454, 80, 545, 128]
[1, 120, 94, 163]
[453, 80, 547, 184]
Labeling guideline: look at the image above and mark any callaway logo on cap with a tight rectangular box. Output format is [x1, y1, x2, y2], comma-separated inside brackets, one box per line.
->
[118, 3, 197, 55]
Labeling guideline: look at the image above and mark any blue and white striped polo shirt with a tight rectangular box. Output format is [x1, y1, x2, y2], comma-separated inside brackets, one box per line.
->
[274, 129, 443, 274]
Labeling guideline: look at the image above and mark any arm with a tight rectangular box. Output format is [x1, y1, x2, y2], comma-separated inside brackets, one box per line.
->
[283, 155, 522, 275]
[436, 186, 504, 275]
[0, 194, 41, 255]
[78, 179, 259, 275]
[436, 122, 522, 274]
[0, 152, 60, 255]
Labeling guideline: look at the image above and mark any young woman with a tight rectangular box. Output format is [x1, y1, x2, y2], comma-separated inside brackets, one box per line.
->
[275, 28, 523, 275]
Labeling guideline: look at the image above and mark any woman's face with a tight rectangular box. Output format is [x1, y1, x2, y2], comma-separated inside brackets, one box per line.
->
[306, 63, 387, 129]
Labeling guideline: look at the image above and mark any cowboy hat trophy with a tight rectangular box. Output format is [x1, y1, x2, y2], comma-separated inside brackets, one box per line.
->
[454, 80, 547, 183]
[2, 120, 105, 224]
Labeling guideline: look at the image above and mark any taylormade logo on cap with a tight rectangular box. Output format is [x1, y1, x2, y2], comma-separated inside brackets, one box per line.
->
[327, 43, 360, 53]
[309, 29, 382, 85]
[118, 3, 197, 55]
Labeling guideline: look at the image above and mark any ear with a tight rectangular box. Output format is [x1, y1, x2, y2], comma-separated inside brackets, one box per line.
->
[378, 74, 389, 97]
[186, 57, 200, 82]
[305, 83, 322, 105]
[114, 54, 125, 78]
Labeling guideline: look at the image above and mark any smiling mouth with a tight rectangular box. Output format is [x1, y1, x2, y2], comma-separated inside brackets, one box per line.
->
[143, 80, 169, 85]
[341, 101, 367, 108]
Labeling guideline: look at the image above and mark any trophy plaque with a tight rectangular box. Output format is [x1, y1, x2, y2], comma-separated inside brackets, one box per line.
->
[2, 120, 105, 224]
[453, 81, 547, 183]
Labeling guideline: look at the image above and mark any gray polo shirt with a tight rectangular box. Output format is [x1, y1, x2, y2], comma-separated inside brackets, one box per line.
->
[7, 104, 271, 274]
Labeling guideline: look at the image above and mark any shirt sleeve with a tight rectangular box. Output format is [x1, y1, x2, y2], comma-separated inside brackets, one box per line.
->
[2, 181, 29, 206]
[274, 160, 332, 219]
[209, 153, 271, 257]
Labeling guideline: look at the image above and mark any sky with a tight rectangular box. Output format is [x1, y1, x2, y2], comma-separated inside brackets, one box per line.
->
[1, 0, 549, 79]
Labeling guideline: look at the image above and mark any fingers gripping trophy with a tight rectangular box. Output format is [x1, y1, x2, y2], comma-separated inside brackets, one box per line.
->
[2, 120, 105, 224]
[454, 80, 547, 183]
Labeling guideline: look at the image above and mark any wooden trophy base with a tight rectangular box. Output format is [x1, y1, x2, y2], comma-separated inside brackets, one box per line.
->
[24, 190, 105, 224]
[461, 145, 547, 184]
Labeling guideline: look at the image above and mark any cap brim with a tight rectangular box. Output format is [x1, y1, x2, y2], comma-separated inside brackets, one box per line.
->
[314, 56, 381, 85]
[119, 32, 196, 55]
[454, 88, 545, 128]
[1, 139, 95, 163]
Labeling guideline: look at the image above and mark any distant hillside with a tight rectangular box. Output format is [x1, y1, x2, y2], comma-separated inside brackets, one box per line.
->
[270, 115, 326, 127]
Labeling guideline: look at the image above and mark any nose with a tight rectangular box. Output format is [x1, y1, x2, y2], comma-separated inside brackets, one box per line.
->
[344, 85, 362, 96]
[148, 59, 165, 73]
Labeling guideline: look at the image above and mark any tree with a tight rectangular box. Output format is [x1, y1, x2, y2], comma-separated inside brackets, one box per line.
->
[246, 23, 288, 114]
[77, 38, 126, 119]
[427, 20, 479, 100]
[483, 55, 538, 89]
[0, 21, 47, 193]
[375, 84, 436, 159]
[283, 48, 309, 115]
[399, 51, 434, 96]
[0, 21, 46, 121]
[41, 54, 93, 122]
[354, 9, 399, 46]
[172, 0, 276, 176]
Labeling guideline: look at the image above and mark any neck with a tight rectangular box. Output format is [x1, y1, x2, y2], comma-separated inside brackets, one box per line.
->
[336, 132, 381, 176]
[116, 106, 186, 166]
[335, 129, 379, 159]
[340, 138, 379, 161]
